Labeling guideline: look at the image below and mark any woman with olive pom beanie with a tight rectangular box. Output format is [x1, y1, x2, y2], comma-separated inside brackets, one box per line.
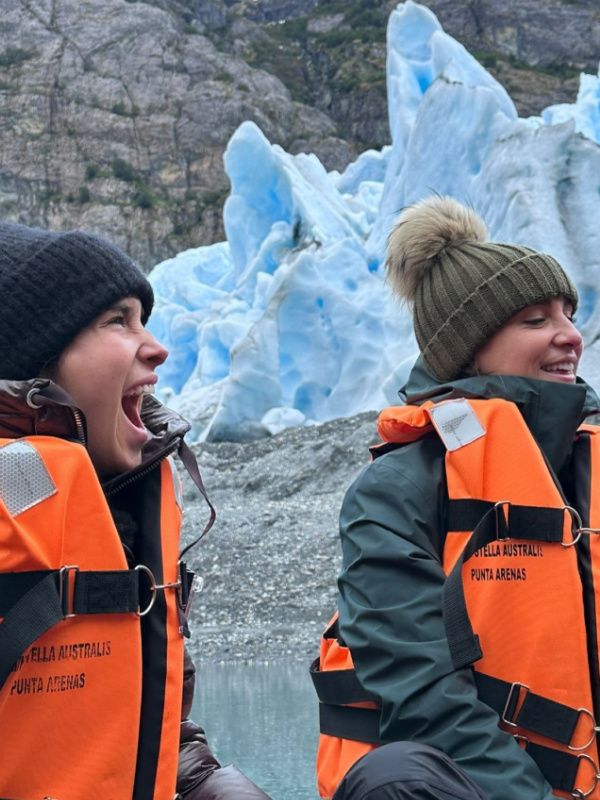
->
[315, 196, 600, 800]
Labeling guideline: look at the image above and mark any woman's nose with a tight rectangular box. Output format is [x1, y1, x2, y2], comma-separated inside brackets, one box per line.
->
[141, 332, 169, 367]
[556, 316, 583, 349]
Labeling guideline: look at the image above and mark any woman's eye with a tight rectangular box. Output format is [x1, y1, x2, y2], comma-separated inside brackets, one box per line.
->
[107, 315, 127, 326]
[523, 317, 545, 326]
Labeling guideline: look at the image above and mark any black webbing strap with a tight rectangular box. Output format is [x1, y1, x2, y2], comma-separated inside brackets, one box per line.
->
[72, 570, 141, 615]
[0, 573, 62, 690]
[524, 741, 591, 795]
[0, 571, 51, 614]
[310, 658, 378, 705]
[475, 672, 582, 746]
[319, 702, 381, 745]
[0, 569, 142, 691]
[318, 700, 590, 795]
[443, 503, 569, 669]
[447, 500, 568, 541]
[447, 499, 494, 532]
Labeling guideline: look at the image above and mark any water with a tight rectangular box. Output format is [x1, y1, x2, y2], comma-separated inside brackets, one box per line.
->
[192, 660, 320, 800]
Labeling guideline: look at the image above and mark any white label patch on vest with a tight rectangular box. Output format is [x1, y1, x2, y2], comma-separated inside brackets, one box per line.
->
[0, 440, 57, 516]
[428, 399, 486, 451]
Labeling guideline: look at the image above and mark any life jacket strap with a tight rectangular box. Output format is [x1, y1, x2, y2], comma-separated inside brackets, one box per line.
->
[443, 501, 575, 670]
[0, 568, 146, 690]
[317, 696, 599, 796]
[446, 499, 570, 541]
[310, 658, 378, 705]
[475, 672, 597, 751]
[521, 740, 598, 798]
[318, 702, 381, 745]
[312, 655, 596, 754]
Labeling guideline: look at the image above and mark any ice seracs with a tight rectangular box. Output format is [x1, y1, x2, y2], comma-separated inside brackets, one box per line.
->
[148, 1, 600, 442]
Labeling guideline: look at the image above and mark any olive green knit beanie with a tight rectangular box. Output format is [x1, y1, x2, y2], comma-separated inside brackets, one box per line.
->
[385, 196, 578, 382]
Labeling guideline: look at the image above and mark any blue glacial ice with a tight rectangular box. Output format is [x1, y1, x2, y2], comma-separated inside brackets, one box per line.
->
[148, 0, 600, 441]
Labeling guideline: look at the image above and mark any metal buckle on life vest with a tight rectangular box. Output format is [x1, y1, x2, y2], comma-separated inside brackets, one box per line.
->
[493, 500, 510, 541]
[562, 506, 584, 548]
[58, 564, 80, 618]
[570, 753, 600, 798]
[568, 708, 600, 752]
[135, 564, 183, 617]
[502, 681, 599, 752]
[501, 681, 529, 728]
[565, 505, 600, 541]
[515, 737, 600, 799]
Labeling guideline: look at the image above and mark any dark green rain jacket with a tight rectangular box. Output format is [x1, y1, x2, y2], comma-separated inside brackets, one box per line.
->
[337, 357, 600, 800]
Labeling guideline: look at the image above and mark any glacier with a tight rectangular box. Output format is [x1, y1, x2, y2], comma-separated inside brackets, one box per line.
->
[148, 0, 600, 442]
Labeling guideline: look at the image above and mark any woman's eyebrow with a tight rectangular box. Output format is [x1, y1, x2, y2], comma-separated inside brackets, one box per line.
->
[106, 302, 132, 314]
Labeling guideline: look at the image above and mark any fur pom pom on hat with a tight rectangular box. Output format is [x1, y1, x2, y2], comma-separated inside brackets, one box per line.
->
[386, 196, 578, 382]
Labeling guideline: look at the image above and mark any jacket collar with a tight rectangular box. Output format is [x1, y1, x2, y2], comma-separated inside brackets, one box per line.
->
[0, 378, 190, 484]
[402, 357, 600, 474]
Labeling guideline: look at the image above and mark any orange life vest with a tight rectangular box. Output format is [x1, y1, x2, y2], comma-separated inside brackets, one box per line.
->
[0, 435, 190, 800]
[313, 397, 600, 800]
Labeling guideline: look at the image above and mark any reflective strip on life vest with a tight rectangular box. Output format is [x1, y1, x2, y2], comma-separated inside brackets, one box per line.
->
[0, 440, 56, 515]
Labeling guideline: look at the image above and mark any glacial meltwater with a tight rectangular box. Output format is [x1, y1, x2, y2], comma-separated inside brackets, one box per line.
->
[192, 660, 319, 800]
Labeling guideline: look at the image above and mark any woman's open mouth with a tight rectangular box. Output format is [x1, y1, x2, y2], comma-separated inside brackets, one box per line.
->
[121, 383, 155, 431]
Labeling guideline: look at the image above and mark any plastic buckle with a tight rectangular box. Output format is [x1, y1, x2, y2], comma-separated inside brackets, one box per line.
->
[185, 575, 204, 619]
[570, 753, 600, 798]
[563, 506, 584, 548]
[58, 565, 80, 619]
[501, 682, 529, 728]
[494, 501, 511, 542]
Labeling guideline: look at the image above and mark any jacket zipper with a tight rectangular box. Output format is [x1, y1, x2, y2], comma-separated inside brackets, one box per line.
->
[72, 408, 87, 446]
[104, 441, 179, 498]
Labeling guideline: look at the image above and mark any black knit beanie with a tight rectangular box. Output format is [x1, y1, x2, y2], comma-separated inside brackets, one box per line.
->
[386, 196, 578, 382]
[0, 221, 154, 380]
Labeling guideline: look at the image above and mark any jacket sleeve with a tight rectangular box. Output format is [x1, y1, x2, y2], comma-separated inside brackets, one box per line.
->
[177, 649, 272, 800]
[337, 442, 558, 800]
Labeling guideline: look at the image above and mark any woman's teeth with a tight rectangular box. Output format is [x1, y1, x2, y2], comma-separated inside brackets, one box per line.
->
[123, 384, 155, 398]
[542, 363, 574, 374]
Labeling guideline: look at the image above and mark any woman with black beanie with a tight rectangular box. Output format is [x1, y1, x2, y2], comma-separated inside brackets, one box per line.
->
[0, 221, 271, 800]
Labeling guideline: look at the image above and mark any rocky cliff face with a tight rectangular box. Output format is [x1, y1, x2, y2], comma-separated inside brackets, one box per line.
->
[1, 0, 597, 267]
[0, 0, 340, 266]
